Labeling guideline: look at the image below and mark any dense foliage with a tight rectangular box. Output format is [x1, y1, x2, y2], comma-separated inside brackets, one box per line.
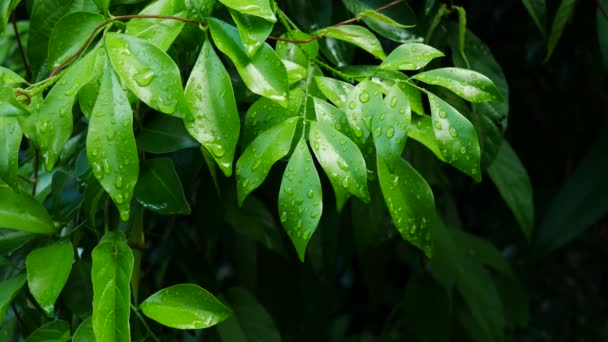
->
[0, 0, 606, 341]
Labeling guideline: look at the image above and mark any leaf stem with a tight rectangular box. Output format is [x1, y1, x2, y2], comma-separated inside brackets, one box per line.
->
[131, 304, 160, 342]
[314, 59, 353, 82]
[11, 13, 31, 82]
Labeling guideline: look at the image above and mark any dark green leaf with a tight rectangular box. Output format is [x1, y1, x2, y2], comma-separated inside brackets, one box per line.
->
[598, 0, 608, 69]
[402, 273, 450, 342]
[313, 76, 354, 108]
[134, 157, 190, 215]
[0, 117, 21, 186]
[236, 117, 299, 206]
[72, 318, 94, 342]
[218, 0, 276, 22]
[377, 157, 434, 257]
[342, 0, 420, 43]
[522, 0, 546, 35]
[380, 43, 444, 70]
[344, 79, 383, 142]
[0, 183, 54, 234]
[229, 9, 274, 56]
[0, 229, 33, 255]
[372, 84, 410, 168]
[26, 241, 74, 316]
[399, 82, 424, 115]
[25, 320, 70, 342]
[408, 115, 446, 162]
[86, 57, 139, 221]
[184, 39, 240, 176]
[322, 25, 386, 60]
[186, 0, 217, 18]
[136, 115, 198, 154]
[91, 232, 134, 342]
[544, 0, 576, 62]
[413, 67, 504, 103]
[140, 284, 232, 329]
[278, 138, 322, 261]
[0, 274, 25, 322]
[126, 0, 186, 51]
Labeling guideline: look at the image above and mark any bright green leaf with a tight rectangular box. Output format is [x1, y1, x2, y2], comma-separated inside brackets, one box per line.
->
[522, 0, 546, 35]
[0, 117, 21, 186]
[359, 9, 413, 28]
[72, 318, 94, 342]
[322, 25, 386, 60]
[92, 0, 109, 15]
[140, 283, 232, 329]
[86, 57, 139, 221]
[91, 232, 134, 342]
[275, 32, 319, 66]
[413, 67, 503, 103]
[408, 115, 446, 161]
[24, 320, 70, 342]
[0, 274, 25, 322]
[0, 184, 54, 234]
[0, 0, 20, 35]
[184, 39, 240, 176]
[236, 117, 298, 206]
[545, 0, 576, 62]
[218, 0, 276, 22]
[283, 60, 307, 85]
[278, 138, 322, 261]
[186, 0, 217, 18]
[372, 84, 410, 168]
[105, 32, 191, 120]
[126, 0, 186, 51]
[134, 158, 190, 215]
[26, 241, 74, 316]
[313, 76, 354, 108]
[137, 115, 198, 154]
[229, 9, 274, 56]
[312, 97, 353, 138]
[344, 79, 383, 142]
[377, 157, 435, 257]
[380, 43, 444, 70]
[0, 66, 26, 85]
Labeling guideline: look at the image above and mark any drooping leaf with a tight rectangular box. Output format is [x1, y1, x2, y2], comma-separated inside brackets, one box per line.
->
[344, 79, 383, 142]
[0, 274, 25, 322]
[278, 138, 322, 261]
[72, 318, 95, 342]
[372, 84, 410, 168]
[309, 121, 369, 210]
[544, 0, 577, 62]
[359, 9, 413, 28]
[0, 184, 54, 234]
[105, 32, 191, 119]
[91, 232, 134, 342]
[136, 115, 198, 154]
[184, 39, 240, 176]
[47, 11, 105, 71]
[380, 43, 444, 71]
[313, 76, 354, 108]
[26, 241, 74, 316]
[38, 48, 103, 170]
[322, 25, 386, 60]
[208, 18, 288, 107]
[134, 158, 190, 215]
[377, 157, 435, 257]
[24, 320, 70, 342]
[0, 117, 21, 186]
[126, 0, 186, 51]
[140, 284, 232, 329]
[229, 9, 274, 56]
[413, 67, 504, 103]
[86, 57, 139, 221]
[398, 81, 424, 115]
[282, 60, 307, 85]
[236, 117, 299, 205]
[342, 0, 421, 43]
[427, 92, 481, 181]
[218, 0, 276, 22]
[487, 142, 534, 240]
[522, 0, 546, 35]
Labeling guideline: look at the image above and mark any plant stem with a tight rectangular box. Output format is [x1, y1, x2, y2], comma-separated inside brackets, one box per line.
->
[11, 13, 31, 81]
[314, 59, 353, 82]
[131, 304, 160, 342]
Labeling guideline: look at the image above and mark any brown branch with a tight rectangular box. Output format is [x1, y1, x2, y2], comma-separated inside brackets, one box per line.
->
[11, 13, 31, 81]
[596, 0, 608, 20]
[268, 0, 405, 44]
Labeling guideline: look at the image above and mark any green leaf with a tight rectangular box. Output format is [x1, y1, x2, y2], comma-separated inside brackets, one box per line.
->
[236, 117, 298, 206]
[0, 229, 33, 255]
[86, 57, 139, 221]
[313, 76, 354, 108]
[26, 241, 74, 316]
[309, 121, 369, 210]
[413, 67, 503, 103]
[218, 0, 276, 22]
[598, 0, 608, 69]
[522, 0, 546, 35]
[0, 87, 29, 117]
[92, 0, 109, 15]
[377, 157, 434, 257]
[91, 232, 134, 342]
[72, 318, 94, 342]
[283, 59, 307, 85]
[278, 138, 322, 261]
[134, 157, 190, 215]
[359, 9, 413, 28]
[24, 320, 70, 342]
[275, 32, 319, 66]
[427, 92, 481, 181]
[186, 0, 217, 18]
[380, 43, 444, 71]
[38, 48, 103, 170]
[208, 18, 288, 107]
[372, 84, 410, 168]
[342, 0, 420, 43]
[0, 117, 21, 186]
[0, 0, 20, 35]
[126, 0, 186, 51]
[47, 11, 105, 71]
[0, 66, 26, 85]
[487, 142, 534, 240]
[322, 25, 386, 60]
[398, 81, 424, 115]
[140, 283, 232, 329]
[408, 115, 445, 162]
[136, 115, 198, 154]
[544, 0, 576, 62]
[217, 287, 282, 342]
[0, 274, 25, 322]
[312, 97, 353, 138]
[229, 9, 274, 56]
[0, 184, 54, 234]
[184, 39, 240, 176]
[105, 32, 191, 120]
[345, 79, 383, 142]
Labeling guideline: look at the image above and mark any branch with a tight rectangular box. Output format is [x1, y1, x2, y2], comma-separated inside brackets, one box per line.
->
[11, 13, 31, 81]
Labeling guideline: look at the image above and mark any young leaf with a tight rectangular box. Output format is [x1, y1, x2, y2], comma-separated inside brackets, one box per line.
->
[322, 25, 386, 60]
[72, 318, 94, 342]
[24, 320, 70, 342]
[0, 184, 55, 234]
[140, 284, 232, 329]
[313, 76, 354, 108]
[413, 67, 503, 103]
[38, 49, 103, 170]
[134, 158, 190, 215]
[408, 115, 446, 161]
[86, 58, 139, 221]
[126, 0, 186, 51]
[208, 18, 288, 107]
[0, 117, 21, 186]
[136, 115, 199, 154]
[47, 11, 105, 70]
[380, 43, 444, 71]
[184, 39, 240, 176]
[372, 85, 410, 168]
[345, 79, 383, 142]
[218, 0, 276, 22]
[91, 232, 134, 342]
[236, 118, 299, 206]
[278, 138, 322, 261]
[545, 0, 576, 62]
[229, 9, 274, 56]
[0, 274, 25, 322]
[105, 32, 191, 120]
[26, 241, 74, 316]
[377, 157, 435, 257]
[309, 121, 369, 210]
[427, 93, 481, 181]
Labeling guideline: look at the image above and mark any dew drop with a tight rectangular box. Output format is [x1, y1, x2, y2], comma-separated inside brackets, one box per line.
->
[439, 111, 447, 118]
[433, 120, 442, 130]
[338, 159, 350, 171]
[39, 121, 48, 133]
[242, 179, 250, 188]
[115, 176, 124, 188]
[115, 193, 124, 204]
[358, 91, 369, 103]
[307, 190, 314, 199]
[449, 126, 458, 137]
[284, 187, 294, 195]
[134, 68, 156, 87]
[386, 127, 395, 138]
[389, 96, 397, 108]
[373, 128, 382, 137]
[460, 146, 467, 154]
[102, 160, 111, 174]
[341, 176, 350, 188]
[353, 126, 363, 138]
[280, 211, 287, 223]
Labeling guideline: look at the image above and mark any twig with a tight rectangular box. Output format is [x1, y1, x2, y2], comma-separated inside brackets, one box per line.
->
[595, 0, 608, 20]
[11, 13, 31, 81]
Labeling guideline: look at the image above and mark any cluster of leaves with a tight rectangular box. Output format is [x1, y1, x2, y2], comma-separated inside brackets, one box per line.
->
[0, 0, 537, 341]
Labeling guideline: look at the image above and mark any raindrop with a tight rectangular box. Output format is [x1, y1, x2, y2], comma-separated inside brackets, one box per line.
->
[353, 126, 363, 138]
[348, 101, 356, 109]
[386, 127, 395, 138]
[341, 177, 350, 188]
[460, 146, 467, 154]
[439, 111, 447, 118]
[102, 160, 111, 174]
[284, 187, 294, 195]
[449, 127, 458, 137]
[39, 121, 48, 133]
[433, 120, 442, 130]
[115, 176, 123, 189]
[389, 96, 397, 108]
[373, 128, 382, 137]
[242, 179, 250, 188]
[280, 211, 287, 223]
[358, 91, 369, 103]
[115, 193, 124, 204]
[307, 190, 314, 199]
[134, 68, 156, 87]
[338, 159, 350, 171]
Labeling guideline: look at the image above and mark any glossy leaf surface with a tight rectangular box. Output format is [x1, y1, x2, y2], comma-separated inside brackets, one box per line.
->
[24, 320, 70, 342]
[126, 0, 186, 51]
[26, 241, 74, 316]
[323, 25, 386, 60]
[0, 183, 54, 234]
[278, 138, 322, 261]
[372, 84, 410, 168]
[380, 43, 444, 70]
[342, 0, 420, 43]
[136, 115, 198, 154]
[313, 76, 354, 108]
[218, 0, 276, 22]
[312, 97, 353, 138]
[408, 115, 445, 161]
[72, 318, 94, 342]
[134, 158, 190, 214]
[344, 79, 383, 141]
[229, 9, 273, 56]
[0, 274, 25, 322]
[91, 232, 134, 342]
[0, 117, 21, 186]
[140, 284, 232, 329]
[413, 67, 503, 103]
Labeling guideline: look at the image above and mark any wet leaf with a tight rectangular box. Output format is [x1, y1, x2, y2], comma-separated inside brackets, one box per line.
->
[25, 320, 70, 342]
[0, 117, 21, 186]
[344, 79, 383, 142]
[398, 81, 424, 115]
[275, 32, 319, 66]
[313, 76, 354, 108]
[218, 0, 276, 22]
[0, 87, 29, 117]
[312, 97, 353, 138]
[136, 115, 199, 154]
[412, 67, 504, 103]
[342, 0, 420, 43]
[92, 0, 109, 15]
[372, 84, 410, 168]
[0, 184, 55, 234]
[322, 25, 386, 60]
[134, 158, 190, 215]
[0, 66, 26, 85]
[126, 0, 186, 51]
[408, 115, 446, 162]
[380, 43, 444, 70]
[229, 9, 274, 56]
[0, 274, 25, 322]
